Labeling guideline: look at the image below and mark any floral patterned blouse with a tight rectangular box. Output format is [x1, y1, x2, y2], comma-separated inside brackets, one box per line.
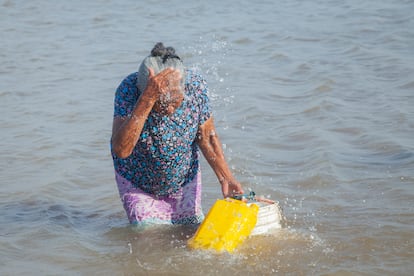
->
[111, 70, 211, 197]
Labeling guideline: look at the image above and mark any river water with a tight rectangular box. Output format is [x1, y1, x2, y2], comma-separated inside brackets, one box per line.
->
[1, 0, 413, 275]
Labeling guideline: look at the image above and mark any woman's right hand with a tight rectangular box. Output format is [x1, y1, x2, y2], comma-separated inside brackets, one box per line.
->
[143, 67, 182, 102]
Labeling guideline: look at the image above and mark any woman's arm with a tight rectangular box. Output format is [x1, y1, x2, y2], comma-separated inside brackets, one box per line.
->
[197, 117, 244, 198]
[111, 93, 156, 158]
[111, 68, 181, 158]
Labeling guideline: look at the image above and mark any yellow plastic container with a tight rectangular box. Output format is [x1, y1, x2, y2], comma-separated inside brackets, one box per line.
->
[188, 198, 259, 253]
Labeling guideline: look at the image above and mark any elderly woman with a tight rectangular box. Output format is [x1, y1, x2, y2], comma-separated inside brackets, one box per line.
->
[111, 42, 244, 225]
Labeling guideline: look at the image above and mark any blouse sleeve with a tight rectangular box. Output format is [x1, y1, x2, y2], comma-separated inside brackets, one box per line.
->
[113, 73, 140, 117]
[195, 75, 212, 126]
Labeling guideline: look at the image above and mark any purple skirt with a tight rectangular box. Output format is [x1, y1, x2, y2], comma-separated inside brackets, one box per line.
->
[115, 170, 204, 225]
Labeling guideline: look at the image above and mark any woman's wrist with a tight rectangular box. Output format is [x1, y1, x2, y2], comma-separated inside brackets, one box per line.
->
[130, 93, 157, 121]
[141, 84, 159, 102]
[139, 92, 157, 106]
[217, 172, 233, 185]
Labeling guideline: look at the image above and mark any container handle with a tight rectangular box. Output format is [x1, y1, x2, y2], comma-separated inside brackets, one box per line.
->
[232, 191, 276, 204]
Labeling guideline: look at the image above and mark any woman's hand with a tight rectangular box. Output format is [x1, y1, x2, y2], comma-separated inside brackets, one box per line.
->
[143, 68, 184, 115]
[220, 177, 244, 198]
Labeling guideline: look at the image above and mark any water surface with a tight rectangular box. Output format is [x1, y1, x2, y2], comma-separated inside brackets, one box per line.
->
[1, 0, 413, 275]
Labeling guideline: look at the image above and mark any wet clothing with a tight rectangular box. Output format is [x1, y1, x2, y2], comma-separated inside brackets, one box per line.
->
[115, 170, 204, 225]
[111, 70, 211, 224]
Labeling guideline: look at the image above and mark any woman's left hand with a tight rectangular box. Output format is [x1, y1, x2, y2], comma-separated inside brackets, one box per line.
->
[220, 177, 244, 198]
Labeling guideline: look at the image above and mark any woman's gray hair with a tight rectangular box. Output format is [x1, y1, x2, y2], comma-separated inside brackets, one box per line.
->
[136, 42, 185, 93]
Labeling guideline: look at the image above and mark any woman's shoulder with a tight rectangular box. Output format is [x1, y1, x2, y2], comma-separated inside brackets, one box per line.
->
[121, 72, 139, 86]
[185, 68, 203, 81]
[116, 72, 138, 93]
[185, 69, 207, 91]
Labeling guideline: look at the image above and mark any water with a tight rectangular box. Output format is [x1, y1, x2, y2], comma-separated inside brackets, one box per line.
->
[1, 0, 413, 275]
